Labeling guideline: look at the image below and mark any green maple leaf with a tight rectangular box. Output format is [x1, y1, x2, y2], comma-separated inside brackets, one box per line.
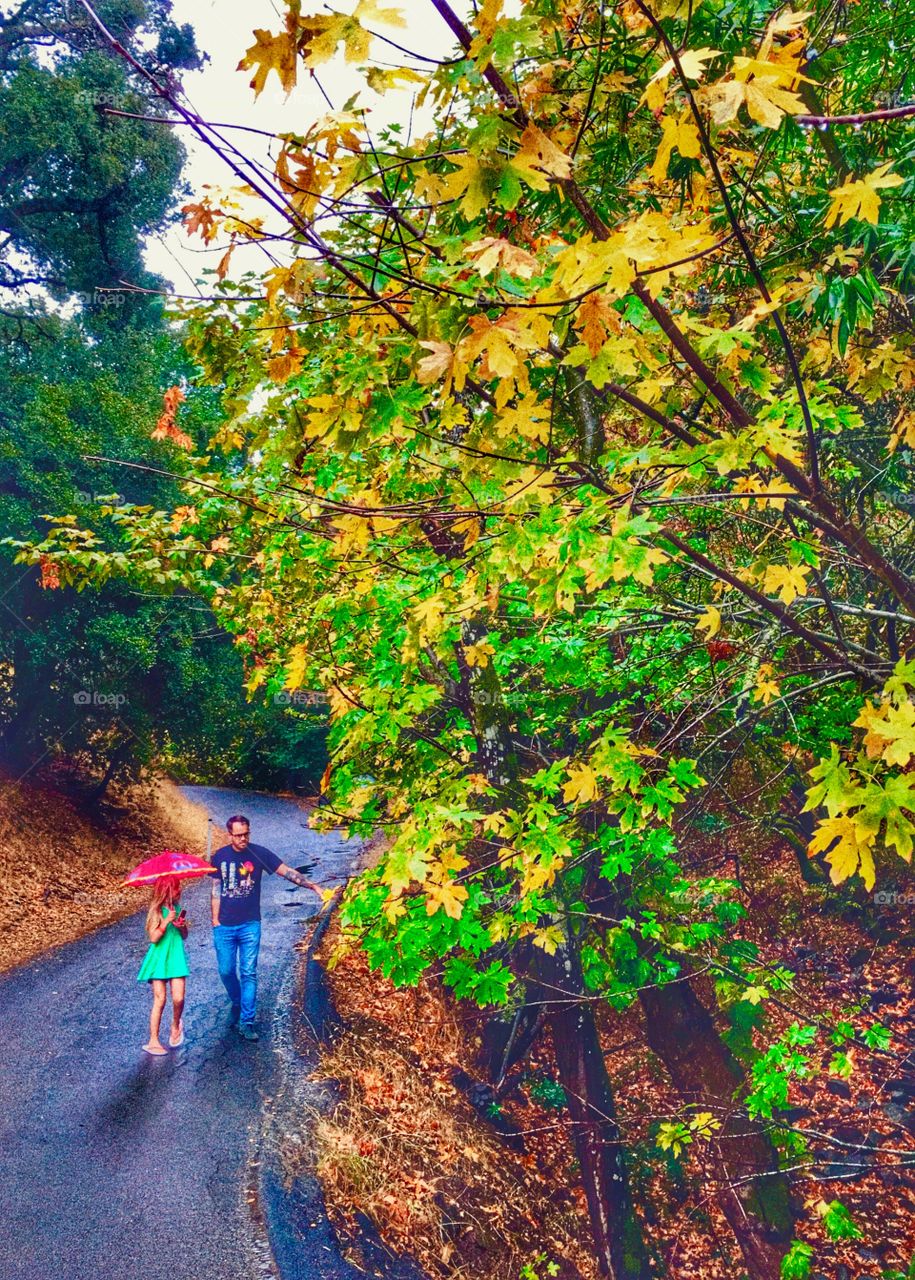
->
[804, 746, 858, 818]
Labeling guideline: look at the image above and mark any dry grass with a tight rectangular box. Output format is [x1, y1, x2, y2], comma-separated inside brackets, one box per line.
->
[310, 921, 598, 1280]
[0, 768, 209, 972]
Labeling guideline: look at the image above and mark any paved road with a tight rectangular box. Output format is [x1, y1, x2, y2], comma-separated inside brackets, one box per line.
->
[0, 787, 358, 1280]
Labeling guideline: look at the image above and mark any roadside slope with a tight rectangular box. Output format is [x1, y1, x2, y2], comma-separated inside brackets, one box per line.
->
[0, 769, 210, 972]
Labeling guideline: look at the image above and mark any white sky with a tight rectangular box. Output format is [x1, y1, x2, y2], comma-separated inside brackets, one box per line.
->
[145, 0, 463, 289]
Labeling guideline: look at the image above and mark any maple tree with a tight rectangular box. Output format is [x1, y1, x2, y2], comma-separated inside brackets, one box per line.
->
[21, 0, 915, 1274]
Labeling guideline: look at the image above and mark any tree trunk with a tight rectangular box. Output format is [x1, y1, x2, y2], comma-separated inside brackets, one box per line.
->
[778, 779, 828, 885]
[88, 739, 130, 805]
[480, 1002, 543, 1090]
[0, 640, 44, 773]
[534, 937, 651, 1280]
[638, 979, 792, 1280]
[417, 531, 650, 1276]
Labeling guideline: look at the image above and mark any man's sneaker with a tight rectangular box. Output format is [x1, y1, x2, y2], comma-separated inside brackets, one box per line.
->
[230, 1003, 241, 1026]
[238, 1023, 259, 1042]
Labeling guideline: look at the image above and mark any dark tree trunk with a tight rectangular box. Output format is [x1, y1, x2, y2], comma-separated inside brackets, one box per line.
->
[416, 530, 650, 1276]
[534, 938, 651, 1280]
[638, 979, 792, 1280]
[480, 1002, 544, 1089]
[778, 779, 828, 885]
[87, 739, 130, 805]
[0, 642, 44, 773]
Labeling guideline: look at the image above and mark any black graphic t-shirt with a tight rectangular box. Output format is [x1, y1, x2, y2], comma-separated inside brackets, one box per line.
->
[212, 843, 282, 926]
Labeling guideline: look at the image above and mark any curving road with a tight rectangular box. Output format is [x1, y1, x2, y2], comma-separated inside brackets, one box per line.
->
[0, 787, 359, 1280]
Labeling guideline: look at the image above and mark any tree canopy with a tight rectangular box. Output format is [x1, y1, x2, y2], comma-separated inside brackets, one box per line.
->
[20, 0, 915, 1273]
[0, 0, 327, 793]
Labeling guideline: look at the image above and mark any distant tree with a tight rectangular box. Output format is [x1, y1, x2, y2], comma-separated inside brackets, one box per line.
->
[0, 0, 268, 793]
[0, 0, 200, 306]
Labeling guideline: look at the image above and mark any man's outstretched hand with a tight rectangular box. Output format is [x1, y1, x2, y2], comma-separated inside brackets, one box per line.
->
[277, 862, 322, 895]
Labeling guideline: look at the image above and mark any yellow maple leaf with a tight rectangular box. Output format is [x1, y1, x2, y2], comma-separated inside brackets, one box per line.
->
[237, 27, 298, 97]
[562, 762, 599, 805]
[702, 75, 804, 128]
[438, 153, 495, 220]
[466, 237, 539, 279]
[365, 65, 426, 93]
[416, 340, 454, 386]
[532, 925, 565, 956]
[574, 292, 619, 358]
[856, 698, 915, 767]
[472, 0, 503, 43]
[647, 45, 720, 94]
[327, 685, 354, 721]
[752, 663, 780, 706]
[300, 3, 401, 67]
[762, 562, 810, 605]
[170, 505, 197, 532]
[425, 878, 468, 919]
[383, 893, 406, 924]
[354, 0, 405, 29]
[808, 814, 877, 890]
[464, 641, 495, 668]
[284, 642, 309, 690]
[503, 465, 556, 509]
[519, 854, 560, 896]
[649, 113, 701, 183]
[825, 163, 904, 228]
[641, 47, 720, 111]
[481, 811, 506, 833]
[413, 594, 447, 642]
[695, 605, 721, 638]
[490, 395, 551, 444]
[703, 78, 745, 123]
[266, 344, 305, 382]
[457, 313, 534, 385]
[514, 123, 573, 184]
[743, 77, 806, 128]
[667, 45, 721, 81]
[439, 847, 470, 874]
[767, 8, 813, 34]
[888, 409, 915, 454]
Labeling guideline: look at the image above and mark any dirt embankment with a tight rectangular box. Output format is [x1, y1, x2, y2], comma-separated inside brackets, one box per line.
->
[308, 829, 915, 1280]
[0, 768, 210, 973]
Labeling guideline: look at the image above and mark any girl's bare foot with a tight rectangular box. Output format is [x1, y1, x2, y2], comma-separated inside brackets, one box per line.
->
[168, 1023, 185, 1048]
[143, 1042, 168, 1056]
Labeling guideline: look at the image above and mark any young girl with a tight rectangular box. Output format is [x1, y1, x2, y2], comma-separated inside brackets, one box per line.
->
[137, 875, 189, 1055]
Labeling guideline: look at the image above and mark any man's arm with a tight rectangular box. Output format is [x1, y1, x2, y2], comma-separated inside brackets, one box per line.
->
[276, 863, 322, 895]
[211, 874, 221, 926]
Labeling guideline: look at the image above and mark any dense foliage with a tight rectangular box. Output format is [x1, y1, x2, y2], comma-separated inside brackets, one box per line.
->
[0, 0, 327, 792]
[20, 0, 915, 1274]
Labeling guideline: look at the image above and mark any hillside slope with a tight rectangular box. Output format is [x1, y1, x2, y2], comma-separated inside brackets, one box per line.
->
[0, 769, 210, 972]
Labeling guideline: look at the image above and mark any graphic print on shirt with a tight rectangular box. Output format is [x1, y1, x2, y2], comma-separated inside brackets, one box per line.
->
[220, 859, 256, 899]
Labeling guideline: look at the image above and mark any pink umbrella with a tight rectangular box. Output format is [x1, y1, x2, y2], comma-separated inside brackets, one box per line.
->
[123, 850, 217, 886]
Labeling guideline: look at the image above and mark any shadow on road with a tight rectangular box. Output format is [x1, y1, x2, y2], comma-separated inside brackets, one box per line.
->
[92, 1054, 175, 1137]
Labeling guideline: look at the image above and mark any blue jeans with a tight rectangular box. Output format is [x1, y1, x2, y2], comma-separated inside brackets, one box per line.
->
[213, 920, 261, 1025]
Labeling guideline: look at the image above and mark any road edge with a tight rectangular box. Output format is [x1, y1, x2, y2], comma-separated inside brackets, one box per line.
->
[257, 896, 427, 1280]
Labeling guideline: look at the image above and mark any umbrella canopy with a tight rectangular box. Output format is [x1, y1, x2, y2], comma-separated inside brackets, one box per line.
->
[123, 851, 217, 886]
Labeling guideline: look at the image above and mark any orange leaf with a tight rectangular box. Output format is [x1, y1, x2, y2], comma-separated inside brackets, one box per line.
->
[151, 385, 193, 450]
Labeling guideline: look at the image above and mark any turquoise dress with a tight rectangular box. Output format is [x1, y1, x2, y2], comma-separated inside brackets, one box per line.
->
[137, 907, 189, 982]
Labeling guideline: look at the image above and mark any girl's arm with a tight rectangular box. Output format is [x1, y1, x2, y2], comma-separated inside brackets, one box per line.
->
[148, 907, 176, 943]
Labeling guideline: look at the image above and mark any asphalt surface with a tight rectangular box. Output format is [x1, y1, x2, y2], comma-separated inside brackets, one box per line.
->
[0, 787, 359, 1280]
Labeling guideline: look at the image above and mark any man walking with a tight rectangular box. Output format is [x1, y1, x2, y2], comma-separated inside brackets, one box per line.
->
[211, 813, 321, 1040]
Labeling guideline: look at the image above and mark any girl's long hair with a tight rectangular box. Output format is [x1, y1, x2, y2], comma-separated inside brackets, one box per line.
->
[146, 876, 181, 939]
